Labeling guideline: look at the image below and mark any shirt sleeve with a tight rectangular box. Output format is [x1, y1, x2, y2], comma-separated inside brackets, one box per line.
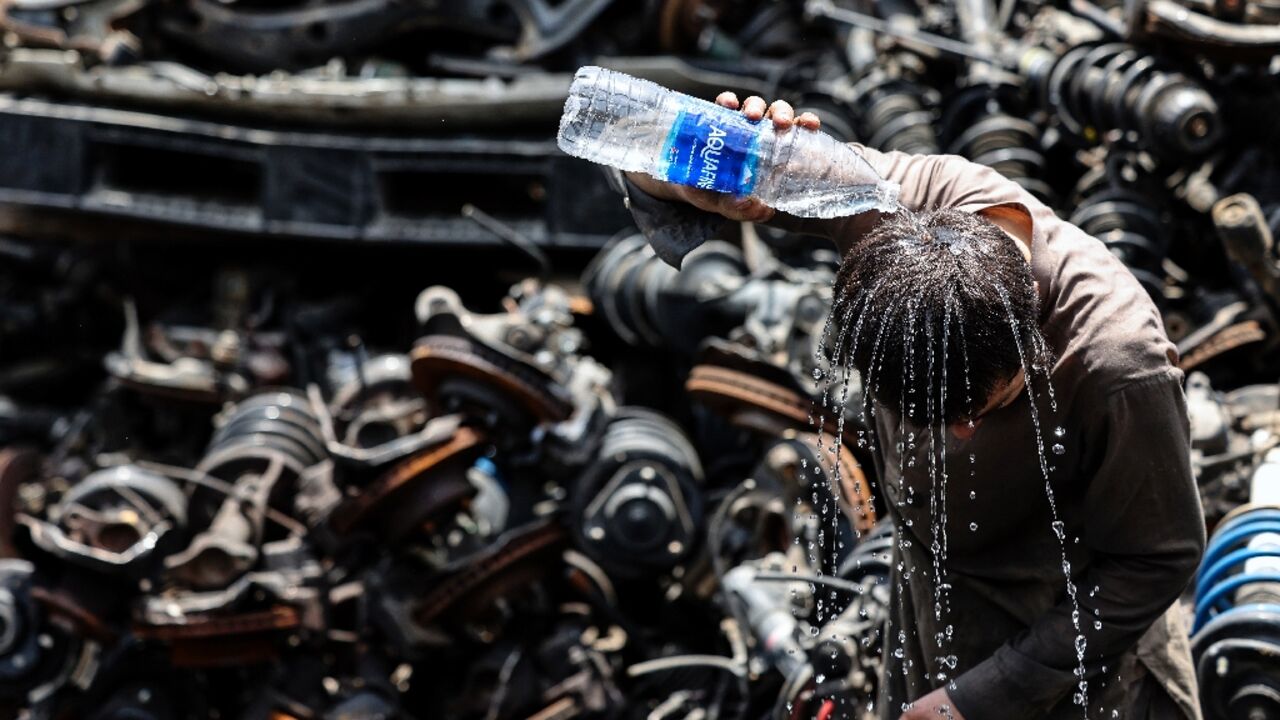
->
[948, 373, 1207, 719]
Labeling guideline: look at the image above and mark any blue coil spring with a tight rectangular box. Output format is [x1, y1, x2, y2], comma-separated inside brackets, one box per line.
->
[1193, 506, 1280, 634]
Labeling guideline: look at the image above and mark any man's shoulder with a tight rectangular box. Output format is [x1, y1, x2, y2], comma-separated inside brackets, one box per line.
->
[1038, 215, 1180, 396]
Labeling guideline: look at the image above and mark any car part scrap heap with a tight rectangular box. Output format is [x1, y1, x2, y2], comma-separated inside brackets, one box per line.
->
[0, 1, 1278, 719]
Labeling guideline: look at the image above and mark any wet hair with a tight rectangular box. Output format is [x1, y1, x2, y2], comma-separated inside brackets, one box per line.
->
[829, 208, 1047, 426]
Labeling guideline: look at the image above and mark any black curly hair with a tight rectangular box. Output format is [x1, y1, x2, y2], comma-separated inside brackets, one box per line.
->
[829, 208, 1047, 426]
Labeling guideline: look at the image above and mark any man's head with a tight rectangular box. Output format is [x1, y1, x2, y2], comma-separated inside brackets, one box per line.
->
[830, 208, 1046, 428]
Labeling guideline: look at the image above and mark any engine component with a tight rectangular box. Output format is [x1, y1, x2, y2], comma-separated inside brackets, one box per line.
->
[325, 353, 426, 451]
[1068, 156, 1171, 303]
[413, 283, 589, 430]
[0, 560, 50, 694]
[20, 465, 186, 576]
[409, 520, 568, 639]
[166, 391, 326, 589]
[723, 556, 812, 683]
[1194, 499, 1280, 719]
[1214, 193, 1280, 306]
[1019, 42, 1221, 157]
[847, 57, 941, 155]
[571, 408, 703, 578]
[328, 426, 484, 541]
[941, 80, 1055, 205]
[1125, 0, 1280, 58]
[815, 521, 894, 714]
[584, 235, 832, 387]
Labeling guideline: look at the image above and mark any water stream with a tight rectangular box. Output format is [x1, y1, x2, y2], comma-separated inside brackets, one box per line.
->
[807, 271, 1093, 718]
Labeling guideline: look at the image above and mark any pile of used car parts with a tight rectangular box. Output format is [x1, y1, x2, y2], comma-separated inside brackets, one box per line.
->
[0, 0, 1278, 719]
[0, 230, 886, 720]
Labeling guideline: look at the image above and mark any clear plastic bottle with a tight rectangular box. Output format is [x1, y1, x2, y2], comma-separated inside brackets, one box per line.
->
[557, 65, 900, 219]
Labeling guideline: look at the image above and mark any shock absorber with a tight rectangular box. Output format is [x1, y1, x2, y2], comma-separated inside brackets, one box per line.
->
[570, 408, 703, 579]
[1192, 448, 1280, 720]
[166, 391, 327, 589]
[941, 79, 1055, 205]
[849, 63, 940, 155]
[1068, 157, 1170, 304]
[1019, 42, 1221, 158]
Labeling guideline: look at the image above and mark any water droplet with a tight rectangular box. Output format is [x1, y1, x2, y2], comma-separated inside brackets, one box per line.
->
[1094, 620, 1102, 630]
[1052, 443, 1066, 455]
[1054, 426, 1066, 438]
[969, 522, 978, 532]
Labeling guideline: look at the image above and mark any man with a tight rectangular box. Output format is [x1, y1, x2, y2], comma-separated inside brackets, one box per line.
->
[616, 93, 1206, 719]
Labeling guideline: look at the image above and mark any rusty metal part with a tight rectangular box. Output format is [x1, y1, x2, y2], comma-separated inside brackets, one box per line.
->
[0, 448, 38, 558]
[413, 521, 566, 626]
[686, 364, 844, 439]
[411, 335, 573, 424]
[168, 392, 325, 589]
[29, 585, 113, 642]
[835, 445, 876, 535]
[756, 434, 877, 536]
[134, 605, 300, 667]
[328, 427, 484, 539]
[1179, 320, 1268, 371]
[134, 605, 299, 639]
[53, 465, 186, 561]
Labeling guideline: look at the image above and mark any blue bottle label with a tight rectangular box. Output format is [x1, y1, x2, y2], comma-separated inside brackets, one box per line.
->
[660, 108, 760, 195]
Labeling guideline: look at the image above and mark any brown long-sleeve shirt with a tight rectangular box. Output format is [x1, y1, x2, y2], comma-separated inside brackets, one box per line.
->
[617, 145, 1206, 719]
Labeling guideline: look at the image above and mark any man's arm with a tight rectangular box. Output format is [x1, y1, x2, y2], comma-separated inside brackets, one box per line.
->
[617, 95, 1038, 265]
[946, 374, 1206, 720]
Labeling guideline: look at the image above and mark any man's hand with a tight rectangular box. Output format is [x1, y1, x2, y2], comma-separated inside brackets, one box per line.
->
[624, 93, 822, 224]
[899, 687, 966, 720]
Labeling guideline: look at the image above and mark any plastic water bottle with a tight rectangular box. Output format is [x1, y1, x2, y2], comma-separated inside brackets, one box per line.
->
[557, 66, 900, 219]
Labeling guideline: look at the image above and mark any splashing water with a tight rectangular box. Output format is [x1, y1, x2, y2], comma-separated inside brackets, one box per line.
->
[995, 284, 1090, 713]
[817, 249, 1094, 715]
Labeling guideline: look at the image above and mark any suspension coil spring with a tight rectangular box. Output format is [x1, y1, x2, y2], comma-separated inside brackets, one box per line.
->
[167, 391, 327, 588]
[1191, 498, 1280, 720]
[850, 68, 940, 155]
[1068, 162, 1170, 304]
[941, 82, 1054, 205]
[203, 390, 328, 476]
[1021, 42, 1221, 157]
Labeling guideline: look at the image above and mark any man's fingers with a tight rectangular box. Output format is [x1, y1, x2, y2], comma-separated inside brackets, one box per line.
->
[796, 111, 822, 130]
[728, 197, 775, 223]
[742, 96, 768, 121]
[680, 187, 725, 213]
[715, 91, 739, 110]
[768, 100, 795, 129]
